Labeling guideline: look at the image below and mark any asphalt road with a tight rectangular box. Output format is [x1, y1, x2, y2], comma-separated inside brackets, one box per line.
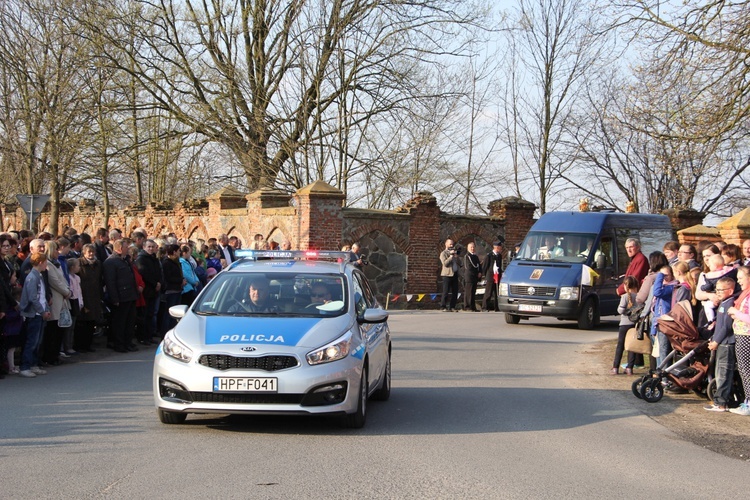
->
[1, 311, 748, 499]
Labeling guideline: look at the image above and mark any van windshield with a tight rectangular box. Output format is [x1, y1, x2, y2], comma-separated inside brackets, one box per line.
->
[517, 232, 600, 263]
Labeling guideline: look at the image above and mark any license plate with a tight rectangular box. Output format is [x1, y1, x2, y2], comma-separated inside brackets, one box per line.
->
[518, 304, 542, 313]
[213, 377, 278, 392]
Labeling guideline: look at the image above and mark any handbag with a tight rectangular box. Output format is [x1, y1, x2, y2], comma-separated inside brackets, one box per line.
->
[58, 307, 73, 328]
[625, 327, 652, 354]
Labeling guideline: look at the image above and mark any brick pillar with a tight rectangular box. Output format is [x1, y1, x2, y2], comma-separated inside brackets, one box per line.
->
[294, 181, 345, 251]
[717, 207, 750, 244]
[488, 197, 536, 247]
[207, 186, 248, 237]
[662, 208, 705, 234]
[404, 192, 440, 294]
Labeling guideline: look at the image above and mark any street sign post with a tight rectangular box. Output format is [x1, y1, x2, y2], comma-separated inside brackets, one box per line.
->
[16, 194, 50, 233]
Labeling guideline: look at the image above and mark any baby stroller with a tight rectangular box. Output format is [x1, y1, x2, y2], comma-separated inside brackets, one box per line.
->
[632, 300, 711, 403]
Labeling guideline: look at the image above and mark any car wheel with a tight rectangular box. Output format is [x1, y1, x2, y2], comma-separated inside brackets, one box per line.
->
[504, 313, 521, 325]
[158, 408, 187, 424]
[371, 350, 391, 401]
[577, 299, 596, 330]
[343, 366, 368, 428]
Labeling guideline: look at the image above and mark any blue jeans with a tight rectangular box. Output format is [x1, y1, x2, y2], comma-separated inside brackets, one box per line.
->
[160, 292, 182, 335]
[657, 331, 670, 366]
[714, 344, 736, 407]
[21, 315, 45, 371]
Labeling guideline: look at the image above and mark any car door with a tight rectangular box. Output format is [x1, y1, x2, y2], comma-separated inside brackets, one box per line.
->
[352, 271, 388, 393]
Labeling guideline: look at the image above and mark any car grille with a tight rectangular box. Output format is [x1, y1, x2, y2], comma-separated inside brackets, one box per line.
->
[510, 285, 557, 297]
[190, 392, 304, 404]
[198, 354, 299, 372]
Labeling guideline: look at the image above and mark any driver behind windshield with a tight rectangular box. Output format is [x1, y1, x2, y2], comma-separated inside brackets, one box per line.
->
[228, 276, 276, 313]
[308, 283, 332, 307]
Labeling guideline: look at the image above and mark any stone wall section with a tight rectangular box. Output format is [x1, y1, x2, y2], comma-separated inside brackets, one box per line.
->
[18, 182, 744, 300]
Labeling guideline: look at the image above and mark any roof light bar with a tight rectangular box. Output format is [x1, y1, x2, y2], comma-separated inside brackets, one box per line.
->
[234, 249, 351, 261]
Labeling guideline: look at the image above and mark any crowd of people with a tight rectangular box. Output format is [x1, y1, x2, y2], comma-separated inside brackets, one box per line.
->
[0, 227, 296, 379]
[611, 237, 750, 416]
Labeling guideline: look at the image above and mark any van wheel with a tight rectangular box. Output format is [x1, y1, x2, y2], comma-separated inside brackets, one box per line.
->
[577, 299, 597, 330]
[505, 313, 521, 324]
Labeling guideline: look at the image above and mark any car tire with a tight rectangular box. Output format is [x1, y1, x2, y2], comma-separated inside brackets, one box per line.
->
[577, 299, 597, 330]
[158, 408, 187, 424]
[504, 313, 521, 325]
[343, 366, 368, 429]
[371, 350, 391, 401]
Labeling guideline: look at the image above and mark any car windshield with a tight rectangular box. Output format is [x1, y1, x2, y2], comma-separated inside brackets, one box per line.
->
[516, 232, 599, 263]
[192, 272, 347, 317]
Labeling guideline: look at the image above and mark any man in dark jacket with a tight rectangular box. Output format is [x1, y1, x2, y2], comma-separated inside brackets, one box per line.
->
[462, 242, 481, 312]
[135, 239, 163, 344]
[103, 239, 139, 353]
[481, 241, 504, 312]
[94, 228, 111, 264]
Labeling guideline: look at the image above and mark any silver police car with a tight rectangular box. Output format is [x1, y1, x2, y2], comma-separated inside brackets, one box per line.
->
[153, 250, 391, 428]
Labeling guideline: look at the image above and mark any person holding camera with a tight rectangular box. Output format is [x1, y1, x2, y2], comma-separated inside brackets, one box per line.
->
[349, 243, 367, 269]
[440, 239, 462, 312]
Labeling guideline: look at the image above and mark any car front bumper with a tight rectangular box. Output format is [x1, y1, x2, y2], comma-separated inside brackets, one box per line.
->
[153, 346, 364, 416]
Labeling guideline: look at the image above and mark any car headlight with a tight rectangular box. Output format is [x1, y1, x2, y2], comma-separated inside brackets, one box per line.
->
[163, 330, 194, 363]
[559, 286, 579, 301]
[306, 331, 352, 365]
[499, 283, 508, 296]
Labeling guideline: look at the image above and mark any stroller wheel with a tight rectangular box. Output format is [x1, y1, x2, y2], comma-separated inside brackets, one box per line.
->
[640, 378, 664, 403]
[706, 379, 716, 403]
[632, 376, 648, 399]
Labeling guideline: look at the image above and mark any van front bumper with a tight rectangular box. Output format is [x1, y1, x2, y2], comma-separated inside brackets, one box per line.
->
[498, 298, 580, 320]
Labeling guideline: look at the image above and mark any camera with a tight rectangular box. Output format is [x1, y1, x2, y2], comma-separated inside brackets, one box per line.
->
[449, 245, 463, 256]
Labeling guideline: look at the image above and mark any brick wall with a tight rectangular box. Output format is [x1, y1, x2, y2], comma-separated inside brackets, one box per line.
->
[1, 182, 540, 300]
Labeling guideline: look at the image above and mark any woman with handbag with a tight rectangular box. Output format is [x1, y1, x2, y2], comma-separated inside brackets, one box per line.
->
[612, 276, 640, 375]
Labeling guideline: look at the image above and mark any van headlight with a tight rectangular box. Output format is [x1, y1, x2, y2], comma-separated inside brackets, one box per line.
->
[559, 286, 579, 301]
[307, 332, 352, 365]
[499, 283, 508, 296]
[163, 331, 194, 363]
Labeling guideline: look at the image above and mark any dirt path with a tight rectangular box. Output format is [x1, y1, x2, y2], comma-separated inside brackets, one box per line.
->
[570, 338, 750, 461]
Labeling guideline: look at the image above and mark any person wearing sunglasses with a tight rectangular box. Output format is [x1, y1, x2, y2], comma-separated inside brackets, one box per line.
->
[307, 283, 332, 308]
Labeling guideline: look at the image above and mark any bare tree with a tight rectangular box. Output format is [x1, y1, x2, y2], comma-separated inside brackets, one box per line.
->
[79, 0, 485, 193]
[498, 0, 608, 214]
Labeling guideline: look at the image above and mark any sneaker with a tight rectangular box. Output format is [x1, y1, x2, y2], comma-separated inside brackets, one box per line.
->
[729, 403, 750, 416]
[30, 366, 47, 375]
[19, 370, 37, 378]
[10, 367, 20, 375]
[65, 350, 78, 355]
[59, 351, 70, 358]
[704, 404, 728, 412]
[440, 308, 448, 312]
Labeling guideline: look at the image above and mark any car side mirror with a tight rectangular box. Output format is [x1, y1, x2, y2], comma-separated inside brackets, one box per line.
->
[169, 305, 189, 319]
[358, 308, 389, 324]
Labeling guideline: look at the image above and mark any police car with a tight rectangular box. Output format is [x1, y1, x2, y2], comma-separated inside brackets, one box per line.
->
[153, 250, 391, 428]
